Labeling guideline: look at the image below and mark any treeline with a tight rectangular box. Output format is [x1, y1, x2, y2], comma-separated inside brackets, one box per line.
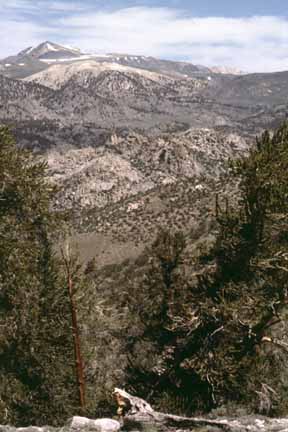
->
[0, 123, 288, 425]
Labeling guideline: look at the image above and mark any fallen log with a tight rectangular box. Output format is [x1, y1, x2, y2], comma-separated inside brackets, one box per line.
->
[113, 388, 288, 432]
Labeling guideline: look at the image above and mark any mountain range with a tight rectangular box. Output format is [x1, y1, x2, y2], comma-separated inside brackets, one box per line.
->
[0, 41, 229, 79]
[1, 41, 288, 263]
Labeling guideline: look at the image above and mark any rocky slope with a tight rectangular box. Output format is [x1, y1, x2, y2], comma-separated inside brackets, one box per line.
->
[47, 128, 247, 212]
[2, 71, 287, 135]
[23, 61, 178, 89]
[1, 42, 288, 264]
[0, 75, 56, 121]
[5, 120, 247, 263]
[1, 42, 288, 425]
[1, 42, 288, 133]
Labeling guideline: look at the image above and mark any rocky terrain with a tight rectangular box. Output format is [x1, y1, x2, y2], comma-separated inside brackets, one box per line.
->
[1, 41, 288, 429]
[0, 41, 288, 264]
[47, 128, 247, 211]
[1, 42, 288, 133]
[43, 128, 245, 263]
[3, 390, 288, 432]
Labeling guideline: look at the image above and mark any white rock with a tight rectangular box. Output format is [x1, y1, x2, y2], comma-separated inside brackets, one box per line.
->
[93, 419, 120, 432]
[67, 417, 120, 432]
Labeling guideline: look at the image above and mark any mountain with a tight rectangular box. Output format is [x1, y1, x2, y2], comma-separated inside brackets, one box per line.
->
[46, 127, 248, 211]
[0, 41, 288, 264]
[0, 57, 47, 80]
[0, 42, 213, 80]
[205, 71, 288, 106]
[23, 60, 177, 89]
[25, 41, 83, 60]
[0, 42, 246, 77]
[101, 53, 212, 77]
[3, 41, 83, 63]
[0, 43, 287, 138]
[0, 42, 84, 79]
[0, 74, 55, 121]
[0, 42, 287, 135]
[2, 42, 288, 422]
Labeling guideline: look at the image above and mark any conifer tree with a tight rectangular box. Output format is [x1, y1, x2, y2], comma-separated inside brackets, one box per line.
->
[125, 123, 288, 416]
[0, 127, 78, 426]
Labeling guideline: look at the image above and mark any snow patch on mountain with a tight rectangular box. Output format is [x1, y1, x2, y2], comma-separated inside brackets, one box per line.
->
[40, 55, 99, 64]
[210, 66, 245, 75]
[45, 42, 59, 52]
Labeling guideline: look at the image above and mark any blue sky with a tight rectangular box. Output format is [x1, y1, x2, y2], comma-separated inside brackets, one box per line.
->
[0, 0, 287, 72]
[75, 0, 288, 17]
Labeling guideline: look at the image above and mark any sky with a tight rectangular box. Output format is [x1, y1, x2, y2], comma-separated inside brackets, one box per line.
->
[0, 0, 287, 72]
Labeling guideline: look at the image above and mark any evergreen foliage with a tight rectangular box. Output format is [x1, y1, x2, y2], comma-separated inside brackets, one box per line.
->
[0, 127, 78, 426]
[125, 123, 288, 416]
[2, 121, 287, 423]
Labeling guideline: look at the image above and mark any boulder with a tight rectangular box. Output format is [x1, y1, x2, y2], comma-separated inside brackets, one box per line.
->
[67, 417, 120, 432]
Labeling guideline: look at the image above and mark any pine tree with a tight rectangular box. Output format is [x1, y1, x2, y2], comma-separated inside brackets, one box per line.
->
[125, 123, 288, 416]
[0, 127, 78, 426]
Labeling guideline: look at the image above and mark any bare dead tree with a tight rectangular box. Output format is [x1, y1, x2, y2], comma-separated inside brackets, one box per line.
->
[61, 243, 86, 410]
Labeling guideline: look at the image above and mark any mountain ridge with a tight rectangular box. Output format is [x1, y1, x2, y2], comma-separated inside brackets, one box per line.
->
[0, 40, 287, 265]
[0, 41, 245, 80]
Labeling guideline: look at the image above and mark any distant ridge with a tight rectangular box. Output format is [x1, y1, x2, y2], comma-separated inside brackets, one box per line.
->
[0, 41, 244, 80]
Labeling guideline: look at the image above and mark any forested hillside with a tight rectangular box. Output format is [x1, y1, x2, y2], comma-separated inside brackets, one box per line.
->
[1, 123, 287, 424]
[81, 123, 288, 417]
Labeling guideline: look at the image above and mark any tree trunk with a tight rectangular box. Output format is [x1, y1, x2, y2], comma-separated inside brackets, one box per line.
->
[67, 273, 86, 410]
[113, 388, 288, 432]
[61, 247, 86, 410]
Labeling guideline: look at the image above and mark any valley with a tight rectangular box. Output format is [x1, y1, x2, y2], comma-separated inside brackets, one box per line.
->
[1, 42, 287, 264]
[1, 40, 288, 426]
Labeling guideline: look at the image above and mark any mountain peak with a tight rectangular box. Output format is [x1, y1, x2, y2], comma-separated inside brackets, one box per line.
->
[40, 41, 59, 49]
[15, 41, 83, 61]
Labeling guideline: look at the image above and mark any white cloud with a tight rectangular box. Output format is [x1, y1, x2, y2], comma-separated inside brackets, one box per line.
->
[0, 0, 37, 10]
[0, 4, 287, 72]
[0, 20, 48, 55]
[0, 0, 84, 11]
[0, 0, 83, 56]
[59, 7, 288, 72]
